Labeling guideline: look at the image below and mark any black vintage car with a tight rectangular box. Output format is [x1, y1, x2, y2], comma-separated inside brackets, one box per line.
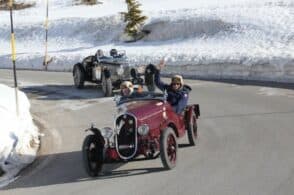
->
[73, 49, 152, 96]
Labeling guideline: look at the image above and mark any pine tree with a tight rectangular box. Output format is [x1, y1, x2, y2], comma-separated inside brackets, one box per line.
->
[122, 0, 147, 40]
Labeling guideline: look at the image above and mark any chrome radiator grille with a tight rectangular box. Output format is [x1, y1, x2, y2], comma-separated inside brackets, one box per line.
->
[115, 113, 137, 159]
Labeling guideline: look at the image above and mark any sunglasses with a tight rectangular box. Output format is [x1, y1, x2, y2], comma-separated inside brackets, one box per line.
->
[172, 83, 181, 86]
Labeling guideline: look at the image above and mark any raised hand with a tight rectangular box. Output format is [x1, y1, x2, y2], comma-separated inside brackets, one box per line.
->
[158, 58, 166, 70]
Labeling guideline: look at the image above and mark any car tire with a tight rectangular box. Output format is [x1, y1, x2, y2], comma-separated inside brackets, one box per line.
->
[160, 127, 178, 170]
[82, 135, 104, 177]
[101, 74, 113, 97]
[73, 64, 85, 89]
[145, 73, 156, 92]
[147, 83, 155, 92]
[187, 110, 198, 146]
[144, 65, 156, 92]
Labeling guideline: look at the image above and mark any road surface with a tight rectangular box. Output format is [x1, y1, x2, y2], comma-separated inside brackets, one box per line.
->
[1, 69, 294, 195]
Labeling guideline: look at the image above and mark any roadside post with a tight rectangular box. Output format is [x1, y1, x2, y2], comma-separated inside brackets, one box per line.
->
[43, 0, 51, 70]
[9, 0, 19, 117]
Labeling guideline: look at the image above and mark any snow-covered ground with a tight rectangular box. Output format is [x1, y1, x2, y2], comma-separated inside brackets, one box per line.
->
[0, 84, 40, 187]
[0, 0, 293, 82]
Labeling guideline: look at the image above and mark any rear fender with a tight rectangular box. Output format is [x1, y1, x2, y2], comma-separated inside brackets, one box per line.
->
[184, 105, 197, 129]
[184, 104, 200, 131]
[194, 104, 200, 118]
[185, 104, 200, 119]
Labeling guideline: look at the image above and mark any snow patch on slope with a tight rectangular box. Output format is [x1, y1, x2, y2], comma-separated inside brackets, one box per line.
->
[0, 0, 293, 82]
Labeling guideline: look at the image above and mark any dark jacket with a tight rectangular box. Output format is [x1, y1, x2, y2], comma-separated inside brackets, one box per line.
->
[154, 70, 190, 114]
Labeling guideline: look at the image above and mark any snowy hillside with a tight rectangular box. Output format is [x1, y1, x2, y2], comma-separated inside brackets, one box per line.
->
[0, 0, 293, 81]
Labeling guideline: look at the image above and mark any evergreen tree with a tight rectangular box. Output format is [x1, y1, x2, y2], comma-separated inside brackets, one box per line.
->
[122, 0, 147, 40]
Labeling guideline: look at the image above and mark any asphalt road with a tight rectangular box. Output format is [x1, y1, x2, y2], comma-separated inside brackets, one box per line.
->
[1, 69, 294, 195]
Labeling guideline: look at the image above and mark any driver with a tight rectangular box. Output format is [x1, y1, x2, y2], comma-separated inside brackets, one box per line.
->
[154, 60, 191, 114]
[95, 49, 110, 61]
[120, 81, 144, 101]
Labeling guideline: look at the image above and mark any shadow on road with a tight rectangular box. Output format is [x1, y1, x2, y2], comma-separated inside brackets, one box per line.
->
[99, 167, 166, 179]
[178, 143, 192, 148]
[2, 150, 167, 190]
[20, 84, 108, 100]
[3, 141, 196, 190]
[197, 78, 294, 90]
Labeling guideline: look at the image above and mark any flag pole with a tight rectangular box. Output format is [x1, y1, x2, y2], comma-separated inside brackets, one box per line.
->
[9, 0, 19, 116]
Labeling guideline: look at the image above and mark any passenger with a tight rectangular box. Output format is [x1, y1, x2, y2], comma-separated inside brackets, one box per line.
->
[154, 60, 191, 114]
[120, 81, 134, 97]
[110, 49, 119, 58]
[119, 81, 144, 101]
[96, 49, 110, 61]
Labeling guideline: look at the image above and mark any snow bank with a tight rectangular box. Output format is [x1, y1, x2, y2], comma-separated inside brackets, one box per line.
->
[0, 0, 293, 82]
[0, 84, 40, 187]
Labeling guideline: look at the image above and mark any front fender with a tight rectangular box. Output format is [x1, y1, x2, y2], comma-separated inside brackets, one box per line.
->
[85, 127, 105, 146]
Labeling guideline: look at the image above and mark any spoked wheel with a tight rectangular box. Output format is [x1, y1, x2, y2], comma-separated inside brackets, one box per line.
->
[160, 127, 178, 170]
[101, 74, 113, 97]
[82, 135, 104, 177]
[73, 64, 85, 89]
[187, 110, 198, 146]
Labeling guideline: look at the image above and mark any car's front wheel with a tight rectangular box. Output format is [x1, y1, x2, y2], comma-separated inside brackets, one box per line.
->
[73, 64, 85, 89]
[82, 135, 104, 177]
[160, 127, 178, 170]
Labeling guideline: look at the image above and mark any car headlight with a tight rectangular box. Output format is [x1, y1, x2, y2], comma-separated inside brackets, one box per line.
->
[100, 127, 113, 139]
[138, 124, 149, 136]
[116, 65, 124, 76]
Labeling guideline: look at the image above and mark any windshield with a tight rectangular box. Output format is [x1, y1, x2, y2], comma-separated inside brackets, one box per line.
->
[117, 92, 166, 106]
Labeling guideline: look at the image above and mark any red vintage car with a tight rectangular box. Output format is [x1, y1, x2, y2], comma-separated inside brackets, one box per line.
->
[82, 92, 200, 177]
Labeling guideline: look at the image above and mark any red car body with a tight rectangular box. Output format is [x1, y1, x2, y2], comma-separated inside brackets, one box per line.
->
[82, 92, 200, 176]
